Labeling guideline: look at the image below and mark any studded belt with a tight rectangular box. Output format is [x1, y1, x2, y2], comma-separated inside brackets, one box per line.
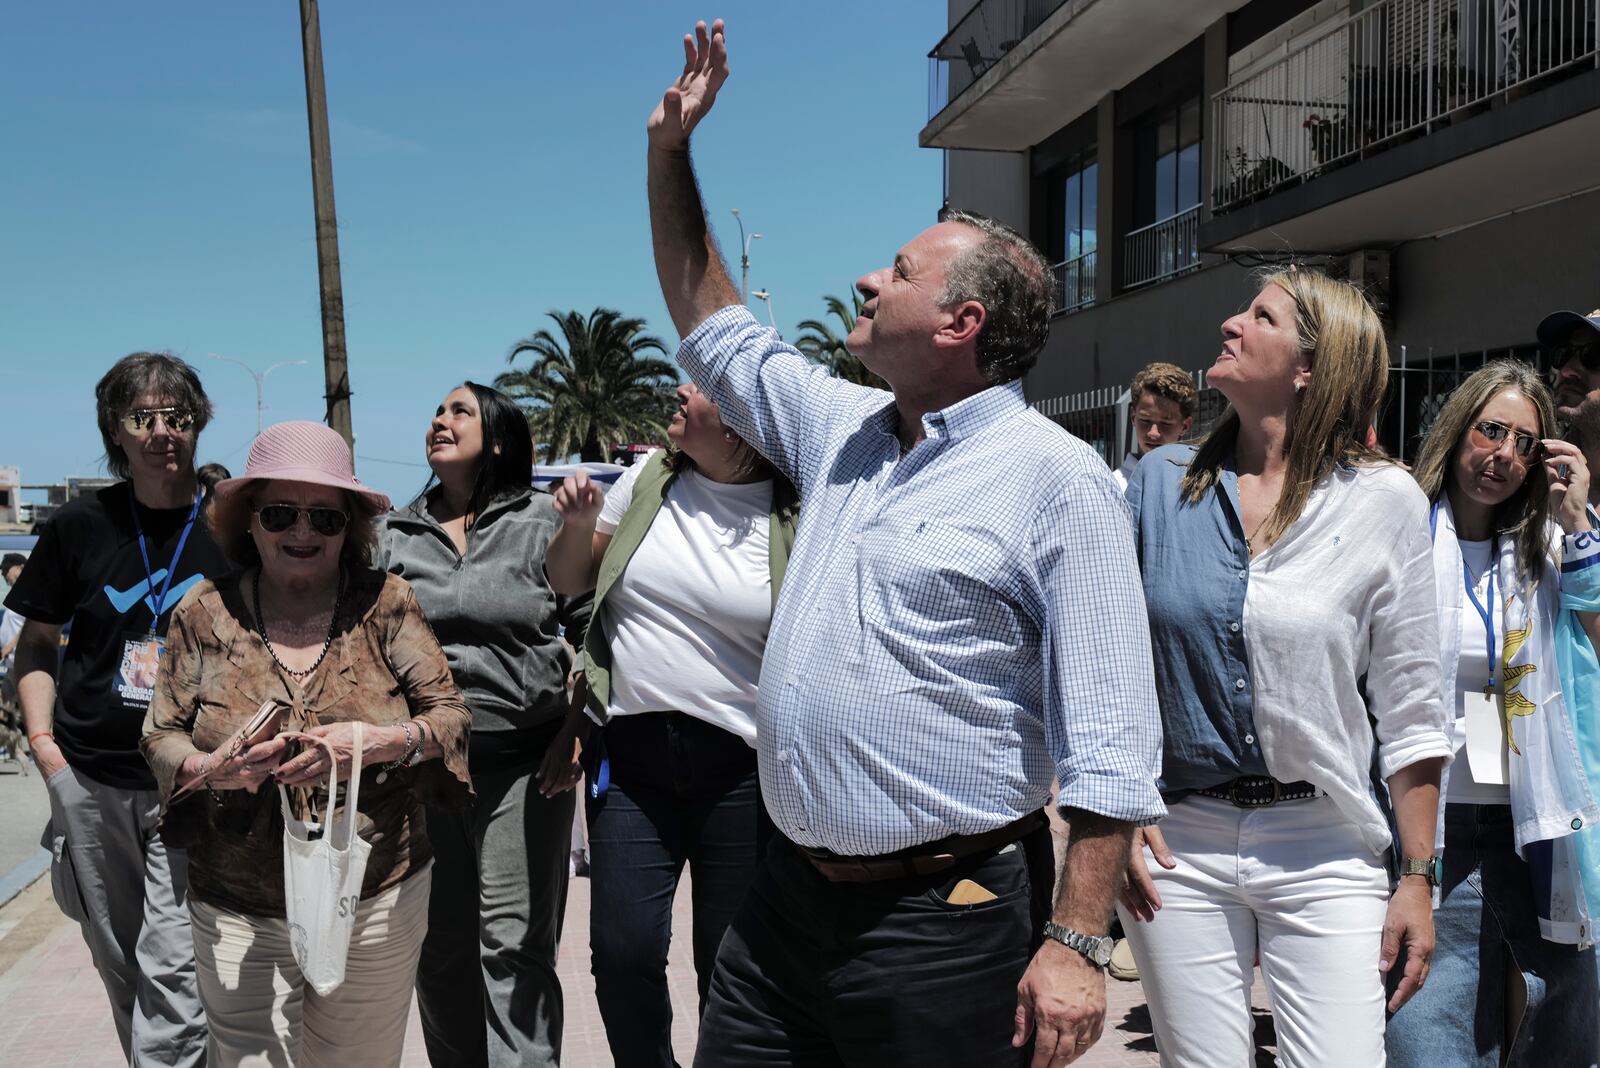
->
[1193, 775, 1319, 808]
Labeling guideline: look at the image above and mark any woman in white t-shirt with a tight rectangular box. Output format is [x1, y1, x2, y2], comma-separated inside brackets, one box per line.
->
[543, 382, 796, 1068]
[1389, 360, 1600, 1066]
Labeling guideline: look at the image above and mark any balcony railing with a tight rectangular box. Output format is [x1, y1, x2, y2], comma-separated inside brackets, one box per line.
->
[1212, 0, 1600, 213]
[1123, 207, 1201, 290]
[1050, 249, 1097, 316]
[927, 0, 1068, 121]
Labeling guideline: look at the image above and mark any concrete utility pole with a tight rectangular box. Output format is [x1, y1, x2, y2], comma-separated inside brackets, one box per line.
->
[298, 0, 354, 449]
[207, 354, 308, 436]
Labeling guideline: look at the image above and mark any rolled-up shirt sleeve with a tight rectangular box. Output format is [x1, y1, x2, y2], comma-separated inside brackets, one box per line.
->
[1031, 470, 1167, 825]
[677, 305, 880, 493]
[1368, 488, 1452, 779]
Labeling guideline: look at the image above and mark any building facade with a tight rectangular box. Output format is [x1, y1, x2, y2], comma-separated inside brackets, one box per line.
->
[925, 0, 1600, 463]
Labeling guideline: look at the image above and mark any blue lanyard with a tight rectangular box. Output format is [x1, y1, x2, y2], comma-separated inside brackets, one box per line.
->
[130, 485, 202, 636]
[1462, 542, 1498, 693]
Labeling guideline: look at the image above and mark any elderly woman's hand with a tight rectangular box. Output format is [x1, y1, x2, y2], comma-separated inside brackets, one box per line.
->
[273, 720, 410, 787]
[178, 737, 289, 794]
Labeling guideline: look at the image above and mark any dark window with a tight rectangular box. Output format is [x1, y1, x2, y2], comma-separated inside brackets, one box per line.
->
[1134, 95, 1202, 227]
[1044, 148, 1097, 264]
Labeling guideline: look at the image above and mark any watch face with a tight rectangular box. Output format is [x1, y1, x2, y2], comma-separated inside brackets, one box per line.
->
[1092, 938, 1113, 966]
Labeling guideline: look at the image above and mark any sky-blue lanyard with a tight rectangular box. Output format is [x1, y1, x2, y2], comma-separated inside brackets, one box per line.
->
[130, 484, 202, 636]
[1462, 541, 1498, 694]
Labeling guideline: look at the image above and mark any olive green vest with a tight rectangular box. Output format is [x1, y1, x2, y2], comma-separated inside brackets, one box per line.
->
[582, 450, 798, 721]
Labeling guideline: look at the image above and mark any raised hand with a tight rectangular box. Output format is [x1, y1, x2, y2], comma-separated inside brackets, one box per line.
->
[1542, 438, 1594, 534]
[648, 18, 729, 152]
[553, 470, 606, 530]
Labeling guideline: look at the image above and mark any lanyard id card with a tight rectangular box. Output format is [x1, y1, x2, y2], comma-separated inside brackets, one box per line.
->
[1462, 544, 1508, 785]
[116, 487, 201, 713]
[116, 631, 165, 712]
[1462, 690, 1510, 785]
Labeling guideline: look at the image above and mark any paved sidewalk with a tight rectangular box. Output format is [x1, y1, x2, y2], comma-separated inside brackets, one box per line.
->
[0, 868, 1274, 1066]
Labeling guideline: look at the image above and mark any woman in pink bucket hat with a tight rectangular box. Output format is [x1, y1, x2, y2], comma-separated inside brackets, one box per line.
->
[141, 420, 473, 1067]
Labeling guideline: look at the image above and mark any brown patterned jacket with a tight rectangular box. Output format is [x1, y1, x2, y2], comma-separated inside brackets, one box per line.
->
[142, 567, 472, 917]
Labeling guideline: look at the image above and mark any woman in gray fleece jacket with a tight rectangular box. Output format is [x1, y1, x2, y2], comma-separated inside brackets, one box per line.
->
[379, 381, 591, 1068]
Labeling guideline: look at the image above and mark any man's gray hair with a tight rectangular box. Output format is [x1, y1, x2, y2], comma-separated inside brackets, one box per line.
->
[937, 209, 1055, 385]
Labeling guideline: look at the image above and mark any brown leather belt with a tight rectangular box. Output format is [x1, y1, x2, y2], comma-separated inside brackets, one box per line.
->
[796, 811, 1048, 883]
[1194, 775, 1318, 808]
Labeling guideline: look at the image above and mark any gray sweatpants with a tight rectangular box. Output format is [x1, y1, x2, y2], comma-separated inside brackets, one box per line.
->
[415, 762, 576, 1068]
[41, 762, 207, 1067]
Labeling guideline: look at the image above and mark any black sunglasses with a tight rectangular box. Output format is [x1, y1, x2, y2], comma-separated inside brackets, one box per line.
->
[255, 505, 349, 536]
[1551, 343, 1600, 373]
[1469, 419, 1542, 460]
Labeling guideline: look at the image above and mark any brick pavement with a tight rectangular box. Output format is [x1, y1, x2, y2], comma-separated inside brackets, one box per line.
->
[0, 868, 1274, 1066]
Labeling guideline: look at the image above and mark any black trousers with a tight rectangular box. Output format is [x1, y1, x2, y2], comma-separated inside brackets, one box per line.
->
[693, 827, 1055, 1067]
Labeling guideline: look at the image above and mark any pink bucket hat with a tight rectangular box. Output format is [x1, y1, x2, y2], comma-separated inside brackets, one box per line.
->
[213, 421, 391, 512]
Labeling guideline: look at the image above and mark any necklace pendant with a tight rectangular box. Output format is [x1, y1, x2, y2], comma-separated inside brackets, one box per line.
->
[375, 769, 389, 785]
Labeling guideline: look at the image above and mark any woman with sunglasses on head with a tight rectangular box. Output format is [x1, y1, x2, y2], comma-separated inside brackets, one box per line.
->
[379, 382, 592, 1068]
[542, 381, 795, 1068]
[1116, 271, 1451, 1067]
[1386, 361, 1600, 1067]
[141, 420, 472, 1067]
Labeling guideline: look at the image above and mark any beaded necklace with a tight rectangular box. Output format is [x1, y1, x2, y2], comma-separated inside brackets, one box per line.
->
[254, 567, 344, 683]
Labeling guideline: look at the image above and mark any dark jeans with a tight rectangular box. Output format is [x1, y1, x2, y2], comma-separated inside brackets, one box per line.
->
[694, 827, 1055, 1067]
[588, 712, 768, 1068]
[415, 757, 575, 1068]
[1387, 804, 1599, 1067]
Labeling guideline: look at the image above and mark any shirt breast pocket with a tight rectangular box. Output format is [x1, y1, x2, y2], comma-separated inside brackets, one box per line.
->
[856, 520, 1020, 641]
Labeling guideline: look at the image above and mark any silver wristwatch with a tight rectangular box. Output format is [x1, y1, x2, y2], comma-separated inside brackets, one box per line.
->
[1042, 922, 1114, 968]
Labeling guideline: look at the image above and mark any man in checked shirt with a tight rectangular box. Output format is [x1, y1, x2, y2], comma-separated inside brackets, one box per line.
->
[641, 20, 1166, 1067]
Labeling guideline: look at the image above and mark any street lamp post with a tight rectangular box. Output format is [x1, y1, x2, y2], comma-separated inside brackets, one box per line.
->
[208, 354, 309, 436]
[730, 207, 762, 304]
[751, 289, 780, 339]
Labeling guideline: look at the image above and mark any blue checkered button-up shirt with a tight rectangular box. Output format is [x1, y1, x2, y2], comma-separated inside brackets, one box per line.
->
[680, 307, 1166, 855]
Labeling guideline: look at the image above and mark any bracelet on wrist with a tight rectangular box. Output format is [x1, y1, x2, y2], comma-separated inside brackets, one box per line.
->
[376, 721, 417, 784]
[28, 731, 53, 748]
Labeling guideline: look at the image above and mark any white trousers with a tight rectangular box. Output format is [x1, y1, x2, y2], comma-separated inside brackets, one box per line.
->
[1117, 796, 1390, 1068]
[190, 863, 431, 1068]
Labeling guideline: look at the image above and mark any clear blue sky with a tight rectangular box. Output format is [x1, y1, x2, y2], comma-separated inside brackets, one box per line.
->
[3, 2, 944, 503]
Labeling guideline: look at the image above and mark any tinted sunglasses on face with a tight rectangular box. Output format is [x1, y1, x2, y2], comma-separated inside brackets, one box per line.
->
[121, 407, 196, 434]
[1551, 342, 1600, 373]
[255, 504, 350, 536]
[1469, 419, 1542, 460]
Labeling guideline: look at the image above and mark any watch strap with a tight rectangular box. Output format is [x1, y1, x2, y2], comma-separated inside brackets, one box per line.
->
[1399, 856, 1441, 886]
[1042, 921, 1112, 967]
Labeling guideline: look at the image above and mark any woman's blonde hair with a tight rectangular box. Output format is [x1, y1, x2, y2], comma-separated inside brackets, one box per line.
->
[1181, 269, 1390, 543]
[1412, 360, 1555, 583]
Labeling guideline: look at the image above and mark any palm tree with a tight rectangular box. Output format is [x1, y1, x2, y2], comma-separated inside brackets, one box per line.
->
[795, 292, 884, 388]
[495, 309, 679, 463]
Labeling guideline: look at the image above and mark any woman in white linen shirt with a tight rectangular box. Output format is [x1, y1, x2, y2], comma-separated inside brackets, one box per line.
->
[542, 382, 796, 1068]
[1117, 270, 1451, 1067]
[1387, 361, 1600, 1066]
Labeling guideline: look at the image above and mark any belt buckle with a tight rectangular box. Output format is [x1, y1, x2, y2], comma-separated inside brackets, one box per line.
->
[1229, 777, 1280, 808]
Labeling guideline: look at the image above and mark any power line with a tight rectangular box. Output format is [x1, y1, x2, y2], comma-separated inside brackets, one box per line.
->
[355, 454, 430, 468]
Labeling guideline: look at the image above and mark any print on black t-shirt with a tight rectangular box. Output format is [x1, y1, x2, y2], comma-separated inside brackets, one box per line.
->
[3, 483, 231, 790]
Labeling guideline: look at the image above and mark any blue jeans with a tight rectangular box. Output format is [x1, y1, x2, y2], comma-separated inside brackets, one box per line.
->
[1388, 804, 1599, 1067]
[587, 712, 767, 1068]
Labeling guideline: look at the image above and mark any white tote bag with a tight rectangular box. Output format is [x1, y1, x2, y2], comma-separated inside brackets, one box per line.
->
[278, 722, 373, 996]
